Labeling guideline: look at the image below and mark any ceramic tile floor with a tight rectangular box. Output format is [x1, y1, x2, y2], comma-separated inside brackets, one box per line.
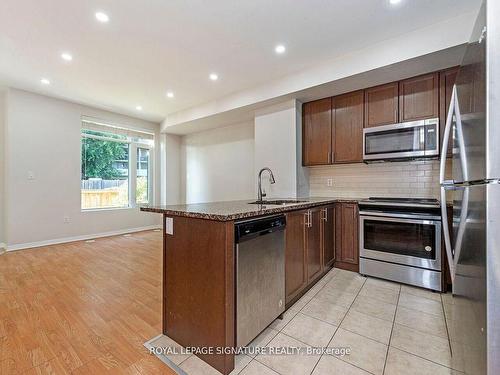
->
[147, 268, 462, 375]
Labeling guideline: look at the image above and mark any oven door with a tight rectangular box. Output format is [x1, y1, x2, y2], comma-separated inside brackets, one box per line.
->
[359, 214, 442, 270]
[363, 119, 439, 161]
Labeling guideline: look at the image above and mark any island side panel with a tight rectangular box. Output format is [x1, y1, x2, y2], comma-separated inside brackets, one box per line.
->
[163, 214, 235, 374]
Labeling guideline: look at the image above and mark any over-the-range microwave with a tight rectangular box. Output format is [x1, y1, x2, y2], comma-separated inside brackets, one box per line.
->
[363, 118, 439, 162]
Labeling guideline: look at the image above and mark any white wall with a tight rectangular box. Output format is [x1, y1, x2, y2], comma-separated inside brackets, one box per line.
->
[254, 100, 309, 198]
[163, 133, 182, 205]
[5, 89, 162, 249]
[0, 90, 5, 250]
[180, 122, 254, 203]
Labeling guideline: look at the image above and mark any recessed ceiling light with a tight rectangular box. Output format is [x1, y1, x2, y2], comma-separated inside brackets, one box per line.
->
[209, 73, 219, 81]
[275, 44, 286, 54]
[40, 78, 50, 85]
[61, 52, 73, 61]
[136, 105, 143, 111]
[95, 12, 109, 23]
[166, 91, 174, 98]
[389, 0, 402, 4]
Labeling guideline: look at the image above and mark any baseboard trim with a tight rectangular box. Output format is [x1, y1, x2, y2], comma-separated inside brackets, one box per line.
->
[6, 225, 162, 252]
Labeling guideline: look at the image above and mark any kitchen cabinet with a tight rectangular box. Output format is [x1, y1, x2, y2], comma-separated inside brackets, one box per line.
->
[439, 67, 459, 157]
[399, 72, 439, 122]
[285, 209, 308, 303]
[321, 205, 335, 268]
[333, 91, 364, 163]
[364, 82, 399, 128]
[285, 204, 335, 304]
[335, 203, 359, 272]
[306, 208, 322, 283]
[303, 98, 332, 166]
[302, 71, 442, 166]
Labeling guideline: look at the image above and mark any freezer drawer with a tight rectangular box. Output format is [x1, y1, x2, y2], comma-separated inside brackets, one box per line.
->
[360, 257, 442, 291]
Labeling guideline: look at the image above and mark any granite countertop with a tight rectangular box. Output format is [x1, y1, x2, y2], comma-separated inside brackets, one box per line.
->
[140, 197, 363, 221]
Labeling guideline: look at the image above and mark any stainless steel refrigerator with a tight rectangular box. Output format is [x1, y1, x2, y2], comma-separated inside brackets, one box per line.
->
[439, 1, 500, 374]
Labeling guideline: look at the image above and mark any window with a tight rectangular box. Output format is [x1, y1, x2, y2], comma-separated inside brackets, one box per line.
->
[81, 119, 154, 210]
[136, 148, 150, 204]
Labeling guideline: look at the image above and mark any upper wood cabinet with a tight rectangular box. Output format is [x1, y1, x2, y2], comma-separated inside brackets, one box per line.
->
[399, 72, 439, 122]
[364, 82, 399, 128]
[333, 90, 364, 163]
[301, 70, 443, 166]
[335, 203, 359, 271]
[322, 206, 335, 268]
[303, 98, 332, 166]
[439, 67, 459, 157]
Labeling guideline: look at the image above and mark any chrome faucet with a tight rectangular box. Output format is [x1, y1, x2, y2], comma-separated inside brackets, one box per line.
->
[258, 167, 276, 202]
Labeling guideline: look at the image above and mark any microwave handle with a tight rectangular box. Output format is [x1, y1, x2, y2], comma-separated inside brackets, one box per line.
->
[440, 85, 456, 185]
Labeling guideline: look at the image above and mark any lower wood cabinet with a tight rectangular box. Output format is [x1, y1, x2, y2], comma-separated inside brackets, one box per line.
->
[285, 209, 308, 303]
[306, 207, 322, 283]
[285, 205, 336, 304]
[335, 203, 359, 272]
[322, 206, 335, 268]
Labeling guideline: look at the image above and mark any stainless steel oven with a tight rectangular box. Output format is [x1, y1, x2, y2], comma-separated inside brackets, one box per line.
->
[359, 198, 443, 291]
[363, 118, 439, 161]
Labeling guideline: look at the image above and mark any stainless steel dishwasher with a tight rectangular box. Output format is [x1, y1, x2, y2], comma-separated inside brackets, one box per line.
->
[235, 215, 286, 347]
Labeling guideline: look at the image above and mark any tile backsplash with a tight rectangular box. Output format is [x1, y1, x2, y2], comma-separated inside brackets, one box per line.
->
[309, 159, 451, 199]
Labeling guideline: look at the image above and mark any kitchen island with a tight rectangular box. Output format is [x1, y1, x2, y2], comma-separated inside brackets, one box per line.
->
[140, 197, 360, 374]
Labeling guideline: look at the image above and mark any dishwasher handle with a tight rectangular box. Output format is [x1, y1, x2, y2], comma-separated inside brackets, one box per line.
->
[235, 215, 286, 243]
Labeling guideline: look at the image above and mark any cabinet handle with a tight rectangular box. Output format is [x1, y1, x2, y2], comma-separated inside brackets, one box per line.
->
[304, 212, 310, 228]
[324, 208, 328, 222]
[308, 211, 313, 228]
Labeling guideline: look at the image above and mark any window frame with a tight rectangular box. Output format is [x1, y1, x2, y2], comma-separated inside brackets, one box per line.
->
[81, 123, 154, 211]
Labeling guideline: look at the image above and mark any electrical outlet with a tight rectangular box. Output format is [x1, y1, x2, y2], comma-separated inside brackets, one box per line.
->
[327, 178, 333, 187]
[63, 216, 71, 224]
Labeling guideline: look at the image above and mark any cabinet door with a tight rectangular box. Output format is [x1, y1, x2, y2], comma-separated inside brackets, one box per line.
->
[322, 206, 335, 268]
[306, 208, 322, 283]
[285, 210, 307, 303]
[335, 203, 359, 265]
[333, 91, 364, 163]
[399, 73, 439, 122]
[364, 82, 399, 128]
[303, 98, 332, 166]
[341, 203, 359, 264]
[439, 67, 459, 157]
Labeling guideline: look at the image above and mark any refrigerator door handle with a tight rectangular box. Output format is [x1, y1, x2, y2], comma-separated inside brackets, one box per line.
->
[440, 186, 455, 282]
[440, 85, 456, 185]
[453, 187, 469, 275]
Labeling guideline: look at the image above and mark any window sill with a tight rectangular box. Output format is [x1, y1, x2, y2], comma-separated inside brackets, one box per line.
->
[81, 206, 137, 213]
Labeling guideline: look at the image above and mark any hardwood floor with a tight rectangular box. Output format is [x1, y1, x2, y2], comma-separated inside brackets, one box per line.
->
[0, 230, 176, 375]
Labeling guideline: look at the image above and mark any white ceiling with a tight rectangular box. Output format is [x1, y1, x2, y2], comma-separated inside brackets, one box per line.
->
[0, 0, 481, 123]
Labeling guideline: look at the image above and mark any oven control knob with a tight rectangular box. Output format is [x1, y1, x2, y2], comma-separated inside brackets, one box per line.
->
[425, 246, 432, 252]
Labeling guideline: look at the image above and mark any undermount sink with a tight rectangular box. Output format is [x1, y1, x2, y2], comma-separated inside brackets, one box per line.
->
[249, 199, 308, 205]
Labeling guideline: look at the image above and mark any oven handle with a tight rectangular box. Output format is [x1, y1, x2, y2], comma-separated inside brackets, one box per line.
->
[359, 214, 441, 226]
[359, 211, 441, 222]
